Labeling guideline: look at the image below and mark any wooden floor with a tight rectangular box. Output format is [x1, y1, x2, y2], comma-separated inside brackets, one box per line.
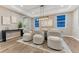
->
[64, 37, 79, 53]
[0, 38, 48, 53]
[0, 37, 79, 53]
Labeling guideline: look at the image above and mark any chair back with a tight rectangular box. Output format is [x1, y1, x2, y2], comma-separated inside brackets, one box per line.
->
[47, 31, 61, 37]
[33, 31, 44, 36]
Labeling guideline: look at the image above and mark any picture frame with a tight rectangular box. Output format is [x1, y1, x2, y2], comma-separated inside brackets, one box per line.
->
[11, 16, 17, 23]
[0, 16, 2, 25]
[2, 16, 11, 25]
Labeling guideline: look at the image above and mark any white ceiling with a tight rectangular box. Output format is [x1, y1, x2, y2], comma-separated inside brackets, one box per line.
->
[2, 5, 79, 17]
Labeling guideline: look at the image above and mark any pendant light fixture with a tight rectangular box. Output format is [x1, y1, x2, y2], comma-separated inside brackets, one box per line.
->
[40, 5, 44, 18]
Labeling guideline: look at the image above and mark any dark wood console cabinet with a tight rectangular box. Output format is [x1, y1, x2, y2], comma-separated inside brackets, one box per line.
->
[2, 29, 23, 42]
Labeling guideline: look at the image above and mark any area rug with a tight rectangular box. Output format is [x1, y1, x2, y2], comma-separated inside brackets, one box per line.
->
[17, 39, 72, 53]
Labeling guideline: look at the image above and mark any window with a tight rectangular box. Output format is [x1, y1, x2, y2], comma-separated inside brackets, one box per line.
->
[57, 15, 65, 28]
[35, 17, 39, 27]
[34, 17, 39, 31]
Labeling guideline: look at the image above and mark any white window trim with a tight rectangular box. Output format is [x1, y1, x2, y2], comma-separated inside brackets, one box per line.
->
[54, 14, 68, 30]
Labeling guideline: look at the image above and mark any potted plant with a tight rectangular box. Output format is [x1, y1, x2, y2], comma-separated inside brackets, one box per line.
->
[17, 21, 23, 29]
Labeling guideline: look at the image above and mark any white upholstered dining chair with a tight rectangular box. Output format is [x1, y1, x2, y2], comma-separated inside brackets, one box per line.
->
[47, 31, 63, 50]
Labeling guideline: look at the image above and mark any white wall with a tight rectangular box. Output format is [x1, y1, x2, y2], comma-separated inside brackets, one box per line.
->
[72, 8, 79, 39]
[0, 6, 24, 30]
[49, 12, 73, 36]
[31, 12, 73, 36]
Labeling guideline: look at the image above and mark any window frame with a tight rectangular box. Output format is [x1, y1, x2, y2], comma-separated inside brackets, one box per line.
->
[55, 14, 67, 30]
